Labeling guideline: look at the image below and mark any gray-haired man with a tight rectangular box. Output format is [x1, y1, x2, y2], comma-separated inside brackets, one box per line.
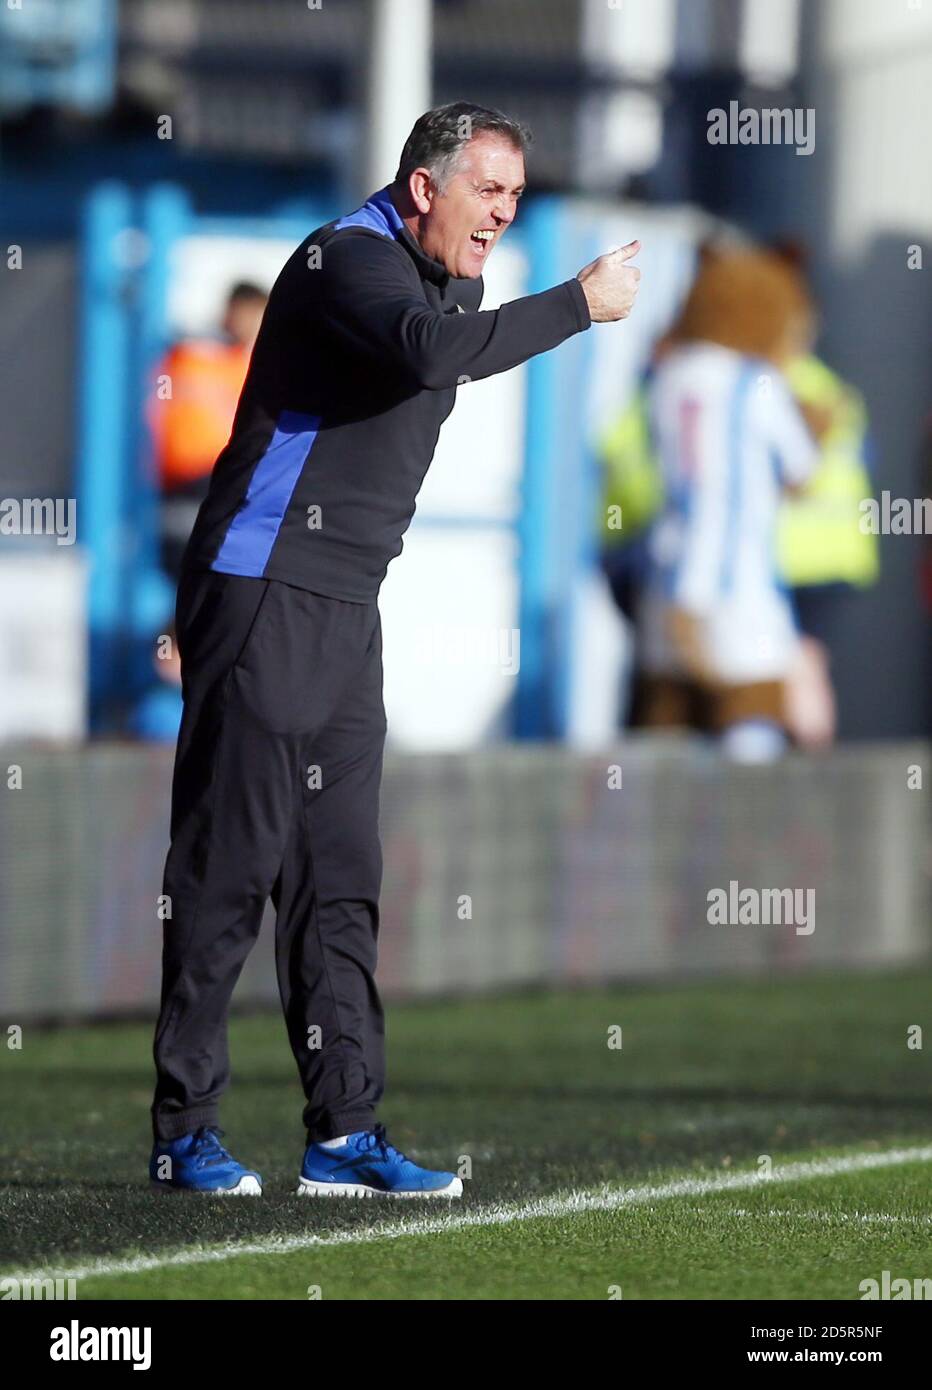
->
[149, 101, 641, 1197]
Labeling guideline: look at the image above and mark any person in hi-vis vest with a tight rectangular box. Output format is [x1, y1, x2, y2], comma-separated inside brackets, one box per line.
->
[150, 281, 268, 581]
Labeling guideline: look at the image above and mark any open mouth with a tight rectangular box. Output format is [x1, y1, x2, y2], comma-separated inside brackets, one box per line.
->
[469, 229, 496, 254]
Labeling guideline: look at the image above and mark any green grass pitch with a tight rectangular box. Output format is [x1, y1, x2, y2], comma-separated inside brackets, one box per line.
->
[1, 970, 930, 1300]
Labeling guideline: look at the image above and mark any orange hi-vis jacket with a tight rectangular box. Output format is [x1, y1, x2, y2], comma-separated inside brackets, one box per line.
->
[151, 339, 251, 491]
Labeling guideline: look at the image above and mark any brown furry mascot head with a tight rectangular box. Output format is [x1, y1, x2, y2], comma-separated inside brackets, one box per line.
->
[669, 243, 814, 366]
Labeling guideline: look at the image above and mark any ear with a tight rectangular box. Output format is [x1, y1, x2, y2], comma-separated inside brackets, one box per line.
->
[408, 168, 435, 216]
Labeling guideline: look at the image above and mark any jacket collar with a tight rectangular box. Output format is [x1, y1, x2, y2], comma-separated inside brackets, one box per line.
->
[338, 186, 452, 288]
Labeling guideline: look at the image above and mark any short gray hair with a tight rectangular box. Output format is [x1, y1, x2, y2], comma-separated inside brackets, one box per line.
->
[394, 101, 531, 194]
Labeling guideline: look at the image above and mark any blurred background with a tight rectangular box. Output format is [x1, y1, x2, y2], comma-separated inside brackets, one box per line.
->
[0, 0, 930, 1019]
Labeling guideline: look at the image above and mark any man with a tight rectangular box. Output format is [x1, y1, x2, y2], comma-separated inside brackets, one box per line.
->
[149, 102, 641, 1197]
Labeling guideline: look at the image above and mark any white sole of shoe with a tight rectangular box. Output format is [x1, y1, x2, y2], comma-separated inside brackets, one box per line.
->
[296, 1176, 463, 1199]
[149, 1175, 263, 1196]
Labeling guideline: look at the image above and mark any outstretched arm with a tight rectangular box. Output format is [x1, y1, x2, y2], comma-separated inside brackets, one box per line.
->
[316, 232, 641, 390]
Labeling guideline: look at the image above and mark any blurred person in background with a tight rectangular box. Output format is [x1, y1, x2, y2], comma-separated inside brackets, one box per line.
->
[133, 284, 267, 744]
[150, 281, 268, 583]
[632, 245, 817, 762]
[769, 239, 879, 746]
[129, 623, 184, 742]
[598, 241, 878, 753]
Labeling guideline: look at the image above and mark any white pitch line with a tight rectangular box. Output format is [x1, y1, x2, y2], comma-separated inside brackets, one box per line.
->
[6, 1144, 931, 1287]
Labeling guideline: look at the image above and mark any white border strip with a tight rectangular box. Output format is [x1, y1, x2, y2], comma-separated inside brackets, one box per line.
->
[6, 1145, 931, 1286]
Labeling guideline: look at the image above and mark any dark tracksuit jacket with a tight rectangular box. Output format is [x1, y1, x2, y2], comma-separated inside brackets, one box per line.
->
[152, 185, 592, 1142]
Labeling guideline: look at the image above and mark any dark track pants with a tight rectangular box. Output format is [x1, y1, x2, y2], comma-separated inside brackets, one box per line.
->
[151, 568, 387, 1143]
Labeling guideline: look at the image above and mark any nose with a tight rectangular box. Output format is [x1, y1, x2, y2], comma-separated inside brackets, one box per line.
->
[493, 197, 517, 228]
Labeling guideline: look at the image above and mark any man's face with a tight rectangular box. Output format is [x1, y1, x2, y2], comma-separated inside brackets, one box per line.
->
[417, 134, 526, 279]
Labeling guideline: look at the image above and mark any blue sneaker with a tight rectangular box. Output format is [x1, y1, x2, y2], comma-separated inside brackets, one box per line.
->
[298, 1124, 463, 1199]
[149, 1126, 262, 1195]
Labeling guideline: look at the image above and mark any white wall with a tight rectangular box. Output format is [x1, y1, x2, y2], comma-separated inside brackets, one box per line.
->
[0, 552, 88, 741]
[380, 241, 528, 750]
